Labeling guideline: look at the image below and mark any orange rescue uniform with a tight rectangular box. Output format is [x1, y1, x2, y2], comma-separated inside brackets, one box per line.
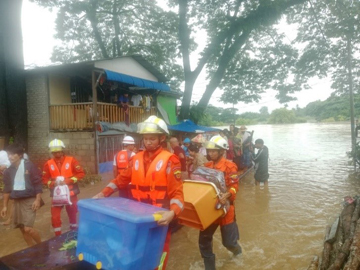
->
[103, 147, 184, 215]
[42, 155, 85, 235]
[200, 156, 242, 268]
[204, 157, 239, 225]
[102, 147, 184, 269]
[115, 150, 130, 171]
[43, 156, 85, 190]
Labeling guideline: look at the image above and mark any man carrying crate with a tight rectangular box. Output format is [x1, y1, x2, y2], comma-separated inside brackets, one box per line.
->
[200, 135, 242, 270]
[94, 115, 184, 270]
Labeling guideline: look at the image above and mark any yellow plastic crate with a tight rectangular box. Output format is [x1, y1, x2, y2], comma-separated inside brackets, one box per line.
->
[178, 180, 225, 231]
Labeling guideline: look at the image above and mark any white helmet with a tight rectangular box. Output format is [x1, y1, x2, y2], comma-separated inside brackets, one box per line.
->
[205, 135, 229, 150]
[49, 139, 66, 152]
[123, 136, 135, 145]
[138, 115, 169, 134]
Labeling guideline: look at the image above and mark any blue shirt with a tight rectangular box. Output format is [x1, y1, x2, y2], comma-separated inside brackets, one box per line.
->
[118, 95, 129, 103]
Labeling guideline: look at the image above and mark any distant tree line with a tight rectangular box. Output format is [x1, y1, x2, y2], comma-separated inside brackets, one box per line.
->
[197, 93, 360, 126]
[296, 93, 360, 122]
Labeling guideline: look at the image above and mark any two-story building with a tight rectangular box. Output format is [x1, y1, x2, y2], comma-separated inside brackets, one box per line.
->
[26, 55, 180, 173]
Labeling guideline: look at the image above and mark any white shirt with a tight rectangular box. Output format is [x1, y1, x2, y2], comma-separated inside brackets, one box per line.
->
[242, 132, 250, 143]
[131, 94, 142, 106]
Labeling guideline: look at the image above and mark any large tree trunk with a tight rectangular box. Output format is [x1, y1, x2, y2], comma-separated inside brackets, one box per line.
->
[178, 0, 307, 122]
[0, 0, 27, 148]
[195, 29, 251, 120]
[88, 0, 109, 59]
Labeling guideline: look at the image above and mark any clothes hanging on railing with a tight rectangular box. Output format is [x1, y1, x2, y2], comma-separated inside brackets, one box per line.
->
[131, 94, 142, 106]
[145, 95, 151, 112]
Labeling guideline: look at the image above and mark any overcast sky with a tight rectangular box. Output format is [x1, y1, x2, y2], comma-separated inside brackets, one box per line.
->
[22, 0, 334, 114]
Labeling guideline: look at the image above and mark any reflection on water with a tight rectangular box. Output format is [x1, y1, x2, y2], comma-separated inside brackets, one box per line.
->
[168, 122, 359, 270]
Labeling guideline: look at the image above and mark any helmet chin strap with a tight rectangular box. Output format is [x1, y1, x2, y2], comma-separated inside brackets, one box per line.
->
[145, 144, 161, 152]
[144, 134, 165, 152]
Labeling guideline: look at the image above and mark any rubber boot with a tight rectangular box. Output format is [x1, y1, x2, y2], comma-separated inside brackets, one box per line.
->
[227, 244, 242, 256]
[233, 245, 242, 256]
[203, 257, 216, 270]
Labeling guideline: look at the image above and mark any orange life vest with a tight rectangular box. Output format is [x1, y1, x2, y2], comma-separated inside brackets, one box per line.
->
[129, 150, 172, 208]
[47, 156, 80, 196]
[116, 150, 130, 172]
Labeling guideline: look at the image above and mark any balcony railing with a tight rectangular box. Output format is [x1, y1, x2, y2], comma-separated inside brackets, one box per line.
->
[49, 102, 157, 130]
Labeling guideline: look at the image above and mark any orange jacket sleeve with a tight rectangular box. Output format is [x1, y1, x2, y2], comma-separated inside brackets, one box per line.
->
[102, 166, 132, 197]
[225, 160, 239, 202]
[65, 158, 85, 185]
[167, 155, 184, 216]
[42, 161, 54, 188]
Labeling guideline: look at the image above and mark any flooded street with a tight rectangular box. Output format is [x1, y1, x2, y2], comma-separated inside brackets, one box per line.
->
[168, 122, 359, 270]
[0, 122, 358, 269]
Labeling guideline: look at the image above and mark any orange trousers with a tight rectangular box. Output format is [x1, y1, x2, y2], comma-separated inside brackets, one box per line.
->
[51, 195, 78, 236]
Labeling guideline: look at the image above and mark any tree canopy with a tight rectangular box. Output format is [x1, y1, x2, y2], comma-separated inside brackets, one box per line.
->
[175, 0, 309, 121]
[30, 0, 183, 88]
[32, 0, 311, 122]
[31, 0, 360, 124]
[288, 0, 360, 95]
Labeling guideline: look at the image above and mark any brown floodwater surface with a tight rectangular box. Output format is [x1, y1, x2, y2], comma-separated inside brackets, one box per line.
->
[0, 122, 357, 270]
[167, 122, 358, 270]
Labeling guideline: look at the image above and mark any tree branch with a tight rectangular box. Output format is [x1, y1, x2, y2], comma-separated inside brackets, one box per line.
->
[194, 0, 307, 117]
[86, 0, 109, 58]
[197, 29, 252, 109]
[178, 0, 192, 79]
[178, 0, 197, 119]
[112, 0, 122, 57]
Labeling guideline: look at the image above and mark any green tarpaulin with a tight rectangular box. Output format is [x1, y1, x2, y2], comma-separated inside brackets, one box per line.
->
[157, 96, 178, 125]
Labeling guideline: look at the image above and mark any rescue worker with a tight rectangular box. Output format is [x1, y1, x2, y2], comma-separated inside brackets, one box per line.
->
[42, 139, 85, 236]
[200, 135, 242, 270]
[94, 115, 184, 270]
[113, 135, 136, 178]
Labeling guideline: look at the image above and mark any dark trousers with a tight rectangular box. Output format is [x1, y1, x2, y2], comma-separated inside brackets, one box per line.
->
[199, 222, 242, 270]
[242, 148, 252, 167]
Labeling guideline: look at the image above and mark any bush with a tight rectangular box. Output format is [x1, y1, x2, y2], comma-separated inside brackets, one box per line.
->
[79, 167, 102, 187]
[235, 118, 257, 125]
[322, 117, 336, 122]
[268, 108, 297, 124]
[335, 115, 347, 121]
[295, 117, 307, 123]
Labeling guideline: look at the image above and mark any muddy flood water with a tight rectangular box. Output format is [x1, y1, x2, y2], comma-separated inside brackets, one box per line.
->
[168, 122, 357, 270]
[0, 122, 358, 270]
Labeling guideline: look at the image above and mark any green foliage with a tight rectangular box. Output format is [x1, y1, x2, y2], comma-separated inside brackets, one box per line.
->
[288, 0, 360, 96]
[59, 240, 77, 251]
[297, 93, 360, 121]
[322, 117, 336, 123]
[259, 106, 269, 116]
[268, 108, 297, 124]
[348, 141, 360, 167]
[176, 0, 308, 120]
[81, 167, 102, 186]
[195, 104, 269, 125]
[31, 0, 183, 89]
[235, 118, 257, 125]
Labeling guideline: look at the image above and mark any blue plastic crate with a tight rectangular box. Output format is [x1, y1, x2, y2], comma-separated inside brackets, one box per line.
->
[76, 198, 168, 270]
